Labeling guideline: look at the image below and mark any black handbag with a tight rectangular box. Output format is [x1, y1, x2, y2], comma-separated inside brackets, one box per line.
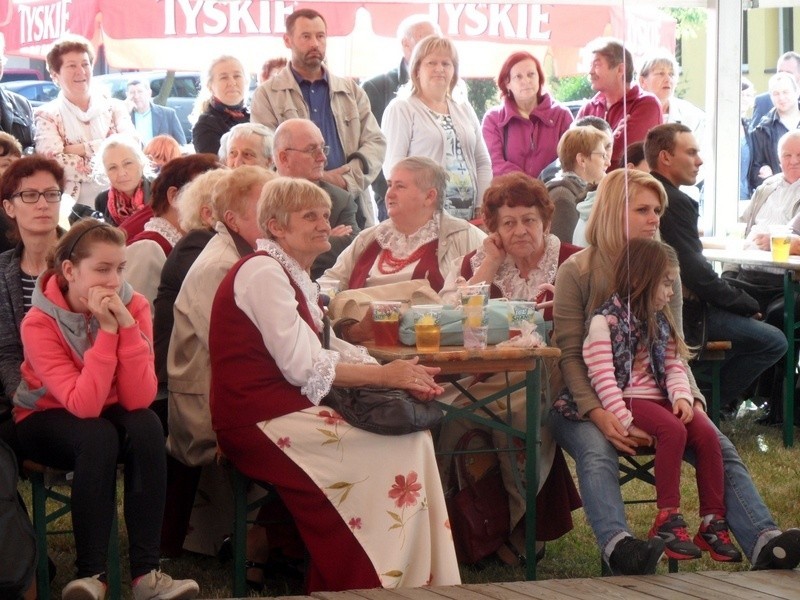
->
[320, 315, 443, 435]
[321, 386, 443, 436]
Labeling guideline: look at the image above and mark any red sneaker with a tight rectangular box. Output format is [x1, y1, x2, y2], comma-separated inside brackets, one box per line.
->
[694, 517, 743, 562]
[648, 511, 702, 560]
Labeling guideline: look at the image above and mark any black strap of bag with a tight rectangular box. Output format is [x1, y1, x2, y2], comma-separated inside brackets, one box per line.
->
[320, 314, 443, 435]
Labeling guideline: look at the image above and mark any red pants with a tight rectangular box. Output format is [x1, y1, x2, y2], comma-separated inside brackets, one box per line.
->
[628, 397, 725, 516]
[216, 424, 382, 593]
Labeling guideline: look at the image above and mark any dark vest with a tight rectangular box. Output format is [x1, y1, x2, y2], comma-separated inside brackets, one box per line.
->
[348, 239, 444, 292]
[210, 251, 318, 431]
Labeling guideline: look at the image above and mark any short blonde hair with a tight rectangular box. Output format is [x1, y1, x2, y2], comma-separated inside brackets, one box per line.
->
[407, 35, 459, 97]
[213, 166, 275, 221]
[585, 169, 668, 257]
[257, 177, 331, 238]
[557, 126, 609, 172]
[176, 168, 228, 231]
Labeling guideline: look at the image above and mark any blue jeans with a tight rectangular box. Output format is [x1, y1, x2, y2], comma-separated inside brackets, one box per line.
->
[549, 409, 778, 562]
[705, 305, 787, 402]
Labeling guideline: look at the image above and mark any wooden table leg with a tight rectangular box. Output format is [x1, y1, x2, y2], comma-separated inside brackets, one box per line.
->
[524, 363, 540, 581]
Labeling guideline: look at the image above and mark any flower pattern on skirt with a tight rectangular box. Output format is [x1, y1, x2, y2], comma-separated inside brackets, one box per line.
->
[259, 405, 459, 588]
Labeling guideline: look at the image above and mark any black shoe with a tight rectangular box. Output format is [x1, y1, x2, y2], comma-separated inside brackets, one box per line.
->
[606, 536, 665, 575]
[753, 529, 800, 570]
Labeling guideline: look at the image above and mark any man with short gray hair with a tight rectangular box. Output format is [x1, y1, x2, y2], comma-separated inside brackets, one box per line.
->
[273, 118, 360, 278]
[218, 122, 274, 169]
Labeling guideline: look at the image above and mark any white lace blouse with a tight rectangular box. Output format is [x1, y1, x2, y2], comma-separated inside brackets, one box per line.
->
[440, 233, 562, 304]
[233, 240, 376, 404]
[362, 213, 441, 287]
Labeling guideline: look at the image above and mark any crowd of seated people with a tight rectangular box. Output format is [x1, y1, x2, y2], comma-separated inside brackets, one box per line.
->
[4, 20, 800, 600]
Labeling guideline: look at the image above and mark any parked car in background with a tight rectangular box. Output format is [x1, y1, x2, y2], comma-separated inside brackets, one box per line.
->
[0, 80, 58, 106]
[0, 68, 45, 83]
[564, 100, 586, 118]
[94, 71, 200, 143]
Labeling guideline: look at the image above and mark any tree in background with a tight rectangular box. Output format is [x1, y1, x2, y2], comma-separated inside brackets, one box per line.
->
[466, 79, 499, 123]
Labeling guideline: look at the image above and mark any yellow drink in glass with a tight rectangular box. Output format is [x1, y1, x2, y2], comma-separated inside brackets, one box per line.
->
[415, 322, 441, 353]
[771, 233, 791, 263]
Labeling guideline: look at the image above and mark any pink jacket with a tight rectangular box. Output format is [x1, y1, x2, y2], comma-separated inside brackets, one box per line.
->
[13, 272, 157, 423]
[482, 94, 573, 178]
[577, 85, 663, 169]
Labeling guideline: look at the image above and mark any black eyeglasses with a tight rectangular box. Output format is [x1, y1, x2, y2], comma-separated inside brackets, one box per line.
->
[285, 145, 330, 157]
[11, 189, 62, 204]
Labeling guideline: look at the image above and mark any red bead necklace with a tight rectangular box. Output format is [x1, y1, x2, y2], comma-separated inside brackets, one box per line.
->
[377, 246, 427, 274]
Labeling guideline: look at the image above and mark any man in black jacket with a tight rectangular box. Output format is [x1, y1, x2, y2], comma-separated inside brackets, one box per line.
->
[646, 122, 787, 406]
[0, 42, 34, 152]
[361, 15, 438, 221]
[750, 51, 800, 130]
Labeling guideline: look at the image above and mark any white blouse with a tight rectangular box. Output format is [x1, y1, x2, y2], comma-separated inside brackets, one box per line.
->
[440, 233, 562, 304]
[234, 240, 376, 404]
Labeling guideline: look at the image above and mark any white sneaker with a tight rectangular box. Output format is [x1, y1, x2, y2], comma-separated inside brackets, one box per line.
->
[62, 575, 106, 600]
[132, 570, 199, 600]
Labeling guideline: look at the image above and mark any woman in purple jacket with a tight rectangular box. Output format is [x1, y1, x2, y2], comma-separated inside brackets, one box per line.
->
[482, 52, 573, 179]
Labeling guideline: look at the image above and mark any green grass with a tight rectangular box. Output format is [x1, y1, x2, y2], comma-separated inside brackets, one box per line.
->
[20, 413, 800, 598]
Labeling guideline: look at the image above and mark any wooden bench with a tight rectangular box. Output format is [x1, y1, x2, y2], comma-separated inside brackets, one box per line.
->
[690, 340, 732, 426]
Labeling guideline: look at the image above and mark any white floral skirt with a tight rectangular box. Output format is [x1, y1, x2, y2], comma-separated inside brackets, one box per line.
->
[258, 405, 461, 588]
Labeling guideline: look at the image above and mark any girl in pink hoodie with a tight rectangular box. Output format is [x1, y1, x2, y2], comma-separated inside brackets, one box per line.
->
[13, 219, 198, 600]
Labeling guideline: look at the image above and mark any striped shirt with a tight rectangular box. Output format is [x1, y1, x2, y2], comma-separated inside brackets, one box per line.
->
[21, 273, 37, 314]
[583, 315, 693, 429]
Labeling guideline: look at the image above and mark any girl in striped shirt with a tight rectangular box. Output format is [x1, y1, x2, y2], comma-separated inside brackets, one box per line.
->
[583, 238, 741, 563]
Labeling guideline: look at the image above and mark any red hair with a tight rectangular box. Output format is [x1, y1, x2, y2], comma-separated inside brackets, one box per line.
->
[497, 51, 545, 101]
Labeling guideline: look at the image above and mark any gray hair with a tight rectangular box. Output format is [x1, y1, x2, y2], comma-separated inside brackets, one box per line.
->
[638, 51, 679, 80]
[218, 123, 275, 162]
[92, 133, 155, 185]
[778, 129, 800, 157]
[397, 14, 441, 41]
[176, 168, 228, 231]
[272, 118, 322, 153]
[391, 156, 448, 210]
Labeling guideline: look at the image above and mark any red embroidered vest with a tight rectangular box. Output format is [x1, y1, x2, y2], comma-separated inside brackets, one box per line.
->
[348, 239, 444, 292]
[210, 251, 319, 431]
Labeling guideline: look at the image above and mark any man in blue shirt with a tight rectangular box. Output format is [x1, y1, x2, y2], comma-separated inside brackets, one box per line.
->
[250, 8, 386, 227]
[127, 80, 187, 145]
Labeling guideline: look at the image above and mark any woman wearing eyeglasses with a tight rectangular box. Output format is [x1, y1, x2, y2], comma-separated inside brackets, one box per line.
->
[482, 52, 573, 180]
[0, 156, 65, 431]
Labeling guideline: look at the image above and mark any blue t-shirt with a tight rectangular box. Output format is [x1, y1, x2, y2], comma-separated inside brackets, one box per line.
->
[291, 66, 346, 169]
